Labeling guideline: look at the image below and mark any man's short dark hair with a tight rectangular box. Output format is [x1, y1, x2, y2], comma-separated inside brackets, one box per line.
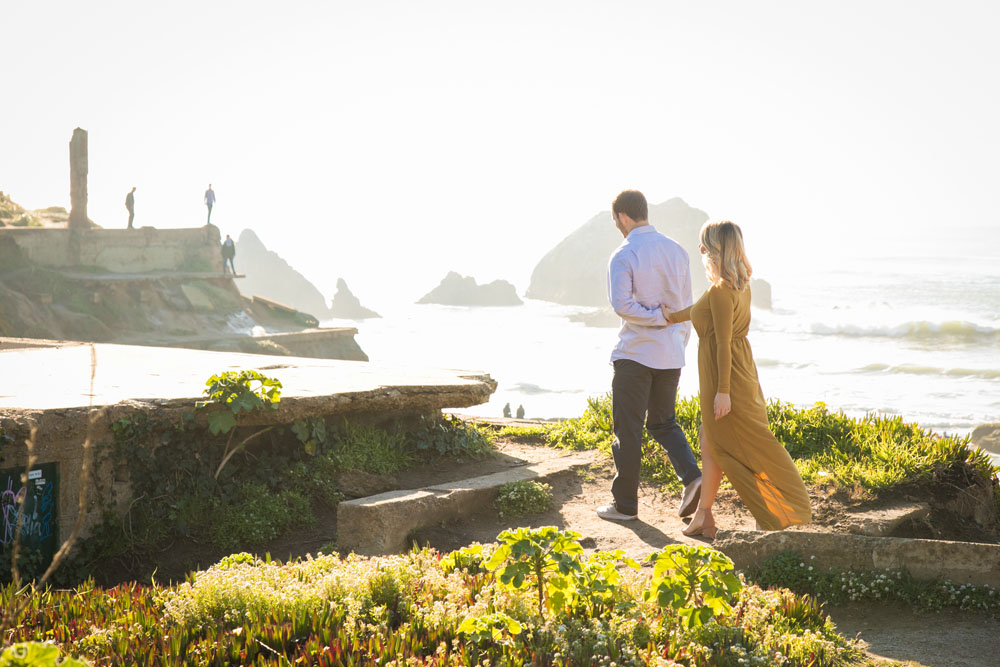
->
[612, 190, 648, 222]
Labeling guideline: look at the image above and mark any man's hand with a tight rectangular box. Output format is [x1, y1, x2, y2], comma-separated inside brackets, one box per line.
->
[660, 304, 674, 323]
[714, 392, 731, 420]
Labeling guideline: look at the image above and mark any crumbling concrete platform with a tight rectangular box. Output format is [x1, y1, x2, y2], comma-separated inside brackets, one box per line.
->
[0, 340, 496, 544]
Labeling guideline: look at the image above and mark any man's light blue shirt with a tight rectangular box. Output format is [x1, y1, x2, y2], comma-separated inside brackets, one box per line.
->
[608, 225, 693, 370]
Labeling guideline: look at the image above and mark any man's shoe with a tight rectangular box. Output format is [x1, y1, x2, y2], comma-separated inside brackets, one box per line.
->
[678, 477, 702, 517]
[596, 504, 637, 521]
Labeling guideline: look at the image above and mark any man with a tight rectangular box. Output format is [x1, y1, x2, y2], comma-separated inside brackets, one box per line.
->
[596, 189, 702, 522]
[204, 184, 216, 224]
[221, 234, 236, 275]
[125, 186, 136, 229]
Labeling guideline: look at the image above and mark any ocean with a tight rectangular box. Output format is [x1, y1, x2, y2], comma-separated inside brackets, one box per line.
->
[319, 229, 1000, 459]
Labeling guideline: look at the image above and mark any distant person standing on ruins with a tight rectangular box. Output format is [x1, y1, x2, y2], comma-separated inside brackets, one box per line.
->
[597, 189, 702, 522]
[221, 234, 236, 275]
[204, 184, 216, 224]
[125, 186, 136, 229]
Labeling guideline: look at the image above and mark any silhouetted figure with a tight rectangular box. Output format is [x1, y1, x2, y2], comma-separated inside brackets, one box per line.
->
[125, 187, 136, 229]
[205, 184, 216, 224]
[221, 234, 236, 275]
[502, 403, 512, 418]
[515, 404, 525, 419]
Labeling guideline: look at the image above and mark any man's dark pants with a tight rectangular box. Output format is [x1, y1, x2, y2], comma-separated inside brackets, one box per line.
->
[127, 209, 134, 229]
[610, 359, 701, 516]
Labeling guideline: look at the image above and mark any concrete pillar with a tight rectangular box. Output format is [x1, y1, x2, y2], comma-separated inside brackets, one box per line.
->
[69, 128, 88, 230]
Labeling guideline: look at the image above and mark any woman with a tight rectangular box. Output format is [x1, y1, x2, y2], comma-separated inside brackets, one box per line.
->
[662, 221, 811, 538]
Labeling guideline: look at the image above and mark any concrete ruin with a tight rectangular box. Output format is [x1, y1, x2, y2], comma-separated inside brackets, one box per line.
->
[68, 128, 88, 230]
[0, 341, 496, 548]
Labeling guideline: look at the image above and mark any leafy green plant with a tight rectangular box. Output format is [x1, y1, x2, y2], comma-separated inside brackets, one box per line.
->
[196, 370, 282, 479]
[407, 414, 492, 459]
[440, 543, 490, 575]
[291, 417, 326, 456]
[485, 526, 584, 616]
[457, 612, 522, 645]
[197, 370, 282, 436]
[495, 480, 554, 519]
[0, 642, 90, 667]
[645, 544, 743, 629]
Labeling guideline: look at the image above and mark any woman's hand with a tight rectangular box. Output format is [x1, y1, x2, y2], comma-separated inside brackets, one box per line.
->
[660, 305, 673, 323]
[714, 392, 731, 420]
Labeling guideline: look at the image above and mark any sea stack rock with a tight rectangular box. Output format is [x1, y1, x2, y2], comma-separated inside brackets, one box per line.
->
[750, 278, 772, 310]
[972, 424, 1000, 454]
[417, 272, 523, 306]
[330, 278, 380, 319]
[234, 229, 333, 318]
[527, 198, 709, 307]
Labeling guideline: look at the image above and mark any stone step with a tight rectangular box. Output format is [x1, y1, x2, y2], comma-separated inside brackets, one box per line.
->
[337, 449, 596, 555]
[714, 529, 1000, 587]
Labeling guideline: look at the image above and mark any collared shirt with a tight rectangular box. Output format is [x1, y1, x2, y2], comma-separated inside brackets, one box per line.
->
[608, 225, 693, 369]
[205, 189, 216, 205]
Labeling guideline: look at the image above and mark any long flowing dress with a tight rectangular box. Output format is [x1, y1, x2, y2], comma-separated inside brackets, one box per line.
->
[674, 283, 811, 530]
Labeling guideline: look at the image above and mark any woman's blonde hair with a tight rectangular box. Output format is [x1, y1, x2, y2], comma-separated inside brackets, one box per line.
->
[700, 220, 752, 291]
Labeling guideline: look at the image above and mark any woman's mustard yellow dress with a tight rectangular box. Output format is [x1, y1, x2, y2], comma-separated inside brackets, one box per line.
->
[675, 284, 811, 530]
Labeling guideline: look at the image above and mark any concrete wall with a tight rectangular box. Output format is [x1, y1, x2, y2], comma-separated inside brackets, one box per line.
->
[0, 226, 223, 273]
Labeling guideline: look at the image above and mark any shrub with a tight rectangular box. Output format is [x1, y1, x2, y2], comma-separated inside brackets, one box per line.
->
[6, 533, 866, 666]
[495, 480, 554, 519]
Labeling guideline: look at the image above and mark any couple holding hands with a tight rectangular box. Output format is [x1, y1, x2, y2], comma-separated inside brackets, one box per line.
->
[596, 190, 811, 538]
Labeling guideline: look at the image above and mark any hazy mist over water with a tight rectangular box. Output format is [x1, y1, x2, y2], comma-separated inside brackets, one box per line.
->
[2, 2, 998, 449]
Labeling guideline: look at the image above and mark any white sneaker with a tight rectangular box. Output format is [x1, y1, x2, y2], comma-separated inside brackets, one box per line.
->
[678, 477, 702, 517]
[596, 504, 637, 521]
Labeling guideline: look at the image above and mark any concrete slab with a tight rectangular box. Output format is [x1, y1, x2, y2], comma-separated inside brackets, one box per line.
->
[842, 502, 931, 537]
[338, 449, 596, 555]
[714, 529, 1000, 587]
[0, 342, 494, 415]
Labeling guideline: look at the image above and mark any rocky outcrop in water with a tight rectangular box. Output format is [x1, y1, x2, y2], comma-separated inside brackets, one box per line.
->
[330, 278, 380, 320]
[527, 198, 774, 311]
[417, 272, 523, 306]
[972, 424, 1000, 454]
[234, 229, 332, 318]
[527, 198, 708, 307]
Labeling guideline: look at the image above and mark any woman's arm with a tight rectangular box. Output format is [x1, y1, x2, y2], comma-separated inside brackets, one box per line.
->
[660, 304, 692, 323]
[708, 287, 735, 419]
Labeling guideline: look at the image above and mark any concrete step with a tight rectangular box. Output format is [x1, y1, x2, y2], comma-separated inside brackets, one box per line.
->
[337, 449, 596, 555]
[715, 529, 1000, 587]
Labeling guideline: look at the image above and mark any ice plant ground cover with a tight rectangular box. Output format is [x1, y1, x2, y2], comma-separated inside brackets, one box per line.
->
[2, 529, 873, 666]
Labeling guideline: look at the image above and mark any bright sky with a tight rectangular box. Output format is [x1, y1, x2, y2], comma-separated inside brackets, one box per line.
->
[2, 1, 998, 306]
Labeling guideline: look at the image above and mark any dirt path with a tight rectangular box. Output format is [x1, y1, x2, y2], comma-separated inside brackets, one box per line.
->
[825, 602, 1000, 667]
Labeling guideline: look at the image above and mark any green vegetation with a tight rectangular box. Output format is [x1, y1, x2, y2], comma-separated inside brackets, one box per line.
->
[2, 529, 865, 666]
[1, 643, 90, 667]
[495, 480, 554, 519]
[3, 371, 497, 587]
[490, 394, 1000, 509]
[749, 550, 1000, 613]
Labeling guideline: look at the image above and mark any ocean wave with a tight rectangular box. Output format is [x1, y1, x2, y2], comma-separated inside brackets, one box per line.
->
[856, 363, 1000, 379]
[508, 382, 584, 396]
[810, 320, 1000, 339]
[756, 359, 815, 369]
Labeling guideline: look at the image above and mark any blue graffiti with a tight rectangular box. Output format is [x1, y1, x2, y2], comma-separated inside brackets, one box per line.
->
[1, 477, 53, 545]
